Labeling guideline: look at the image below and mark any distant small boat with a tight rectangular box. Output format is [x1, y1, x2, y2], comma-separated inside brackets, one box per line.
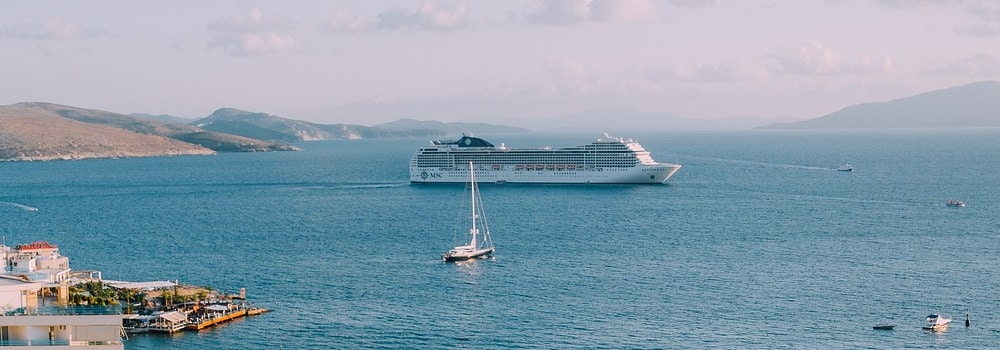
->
[946, 199, 965, 207]
[872, 323, 895, 330]
[835, 164, 854, 172]
[922, 314, 951, 331]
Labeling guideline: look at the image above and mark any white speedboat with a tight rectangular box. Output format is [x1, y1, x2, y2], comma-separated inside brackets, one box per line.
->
[835, 164, 854, 172]
[442, 162, 495, 262]
[946, 199, 965, 207]
[922, 314, 951, 331]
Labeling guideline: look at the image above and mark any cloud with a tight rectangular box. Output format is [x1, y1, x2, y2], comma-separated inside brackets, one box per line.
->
[869, 0, 1000, 37]
[925, 52, 1000, 76]
[767, 42, 892, 76]
[539, 58, 678, 97]
[324, 2, 469, 33]
[955, 2, 1000, 36]
[523, 0, 711, 25]
[1, 17, 104, 40]
[867, 0, 972, 10]
[210, 33, 302, 56]
[670, 62, 769, 83]
[543, 58, 596, 94]
[590, 0, 659, 22]
[954, 23, 1000, 36]
[967, 1, 1000, 21]
[207, 8, 303, 56]
[206, 7, 283, 32]
[326, 7, 369, 33]
[416, 2, 470, 29]
[665, 0, 719, 8]
[527, 0, 593, 25]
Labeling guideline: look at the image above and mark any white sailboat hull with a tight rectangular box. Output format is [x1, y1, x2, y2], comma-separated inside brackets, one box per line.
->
[442, 247, 494, 262]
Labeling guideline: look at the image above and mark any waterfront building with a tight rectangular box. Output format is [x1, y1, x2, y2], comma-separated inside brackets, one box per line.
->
[1, 242, 71, 284]
[0, 276, 124, 349]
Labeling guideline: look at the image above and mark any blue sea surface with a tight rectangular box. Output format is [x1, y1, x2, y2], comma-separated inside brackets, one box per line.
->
[2, 129, 1000, 349]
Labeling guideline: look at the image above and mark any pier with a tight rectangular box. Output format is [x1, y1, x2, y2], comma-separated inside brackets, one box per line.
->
[184, 301, 271, 331]
[186, 310, 247, 331]
[1, 239, 271, 346]
[120, 286, 271, 334]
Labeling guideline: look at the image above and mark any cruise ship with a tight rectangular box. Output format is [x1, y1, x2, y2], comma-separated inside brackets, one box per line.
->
[410, 133, 681, 184]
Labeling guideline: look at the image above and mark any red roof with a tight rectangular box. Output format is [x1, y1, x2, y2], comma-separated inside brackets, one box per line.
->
[16, 241, 58, 250]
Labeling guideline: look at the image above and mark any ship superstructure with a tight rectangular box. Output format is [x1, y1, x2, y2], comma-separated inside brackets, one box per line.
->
[410, 133, 680, 184]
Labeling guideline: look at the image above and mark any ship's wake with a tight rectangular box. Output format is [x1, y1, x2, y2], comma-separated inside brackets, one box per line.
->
[1, 202, 39, 211]
[339, 182, 409, 189]
[314, 182, 410, 190]
[680, 155, 836, 171]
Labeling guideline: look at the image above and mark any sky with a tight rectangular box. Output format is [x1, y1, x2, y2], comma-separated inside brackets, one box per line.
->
[2, 0, 999, 126]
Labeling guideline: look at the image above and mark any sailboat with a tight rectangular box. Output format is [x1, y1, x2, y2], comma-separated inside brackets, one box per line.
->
[442, 162, 495, 262]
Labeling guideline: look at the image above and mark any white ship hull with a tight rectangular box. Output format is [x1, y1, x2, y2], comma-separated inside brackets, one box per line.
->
[411, 163, 680, 184]
[410, 133, 681, 184]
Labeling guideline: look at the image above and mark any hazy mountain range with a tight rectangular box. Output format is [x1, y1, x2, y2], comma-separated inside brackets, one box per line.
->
[373, 118, 528, 134]
[759, 81, 1000, 129]
[0, 103, 523, 161]
[190, 109, 525, 142]
[0, 102, 297, 161]
[2, 81, 996, 161]
[506, 107, 796, 132]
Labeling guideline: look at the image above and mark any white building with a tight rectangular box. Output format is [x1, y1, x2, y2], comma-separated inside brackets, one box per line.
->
[1, 242, 71, 283]
[0, 276, 123, 349]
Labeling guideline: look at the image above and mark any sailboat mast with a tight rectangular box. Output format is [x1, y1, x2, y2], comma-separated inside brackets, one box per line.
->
[469, 161, 477, 247]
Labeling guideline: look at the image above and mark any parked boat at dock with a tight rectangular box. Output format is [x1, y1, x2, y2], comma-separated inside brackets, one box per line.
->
[147, 311, 188, 333]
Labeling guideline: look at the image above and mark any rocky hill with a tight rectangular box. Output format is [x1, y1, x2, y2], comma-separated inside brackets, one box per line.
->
[192, 108, 449, 142]
[0, 103, 297, 161]
[130, 113, 194, 125]
[760, 81, 1000, 129]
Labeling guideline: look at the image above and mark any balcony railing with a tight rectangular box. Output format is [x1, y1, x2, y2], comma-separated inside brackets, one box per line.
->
[4, 305, 122, 316]
[0, 339, 123, 346]
[0, 339, 71, 346]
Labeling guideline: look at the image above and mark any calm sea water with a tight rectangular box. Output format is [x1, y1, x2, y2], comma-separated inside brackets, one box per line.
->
[2, 130, 1000, 349]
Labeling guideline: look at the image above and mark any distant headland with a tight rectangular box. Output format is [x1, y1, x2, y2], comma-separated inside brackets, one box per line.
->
[0, 102, 526, 162]
[3, 80, 997, 161]
[758, 81, 1000, 129]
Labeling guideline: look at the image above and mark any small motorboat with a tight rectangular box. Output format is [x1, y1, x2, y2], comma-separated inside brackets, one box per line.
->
[835, 164, 854, 172]
[872, 323, 895, 330]
[946, 199, 965, 207]
[922, 314, 951, 331]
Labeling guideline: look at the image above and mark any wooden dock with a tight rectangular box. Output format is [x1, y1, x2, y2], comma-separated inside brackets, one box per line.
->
[186, 309, 248, 330]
